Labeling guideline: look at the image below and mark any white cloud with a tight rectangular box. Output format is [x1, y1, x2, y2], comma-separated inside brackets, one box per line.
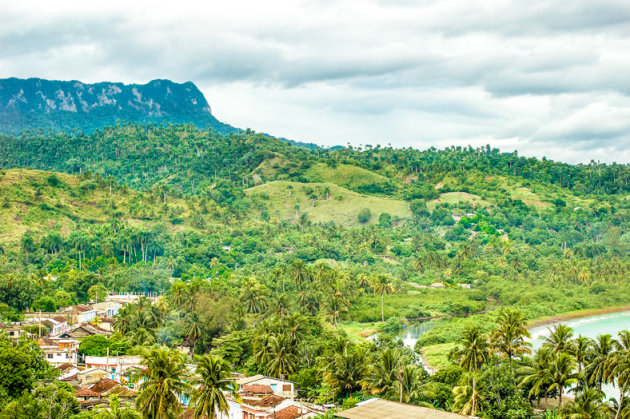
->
[1, 0, 630, 162]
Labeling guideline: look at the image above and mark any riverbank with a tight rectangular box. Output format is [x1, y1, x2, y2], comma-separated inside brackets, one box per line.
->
[526, 305, 630, 328]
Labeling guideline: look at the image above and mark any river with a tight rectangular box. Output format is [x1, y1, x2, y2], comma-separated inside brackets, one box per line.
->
[400, 311, 630, 399]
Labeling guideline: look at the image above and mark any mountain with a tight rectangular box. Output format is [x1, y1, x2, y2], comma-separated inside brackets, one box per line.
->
[0, 77, 238, 134]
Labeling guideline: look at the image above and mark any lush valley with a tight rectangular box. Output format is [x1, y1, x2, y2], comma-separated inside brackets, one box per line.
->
[0, 124, 629, 418]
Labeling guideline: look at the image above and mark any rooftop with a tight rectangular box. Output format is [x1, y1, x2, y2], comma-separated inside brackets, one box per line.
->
[335, 398, 465, 419]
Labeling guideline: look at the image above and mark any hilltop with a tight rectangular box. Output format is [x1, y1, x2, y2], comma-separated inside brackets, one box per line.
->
[0, 77, 237, 134]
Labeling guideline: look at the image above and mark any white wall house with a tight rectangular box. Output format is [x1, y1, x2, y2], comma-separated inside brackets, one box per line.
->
[72, 305, 97, 325]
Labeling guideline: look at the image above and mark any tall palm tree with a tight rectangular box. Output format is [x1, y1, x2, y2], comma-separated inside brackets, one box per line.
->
[371, 274, 394, 322]
[519, 347, 554, 406]
[569, 335, 592, 374]
[136, 346, 191, 419]
[322, 344, 368, 399]
[453, 374, 479, 416]
[189, 354, 240, 419]
[265, 334, 297, 379]
[547, 352, 579, 408]
[453, 325, 490, 416]
[393, 364, 424, 403]
[184, 313, 202, 353]
[586, 334, 615, 391]
[605, 331, 630, 419]
[363, 348, 404, 397]
[491, 309, 531, 374]
[268, 293, 291, 318]
[544, 324, 574, 353]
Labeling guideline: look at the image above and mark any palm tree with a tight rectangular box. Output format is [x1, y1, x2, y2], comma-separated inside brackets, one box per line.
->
[189, 354, 240, 419]
[289, 259, 312, 289]
[453, 374, 479, 416]
[265, 334, 298, 379]
[322, 344, 368, 399]
[371, 274, 394, 322]
[268, 293, 291, 318]
[605, 331, 630, 419]
[560, 388, 608, 419]
[547, 352, 579, 408]
[393, 364, 424, 403]
[184, 313, 202, 353]
[491, 309, 531, 374]
[586, 334, 615, 391]
[544, 324, 574, 353]
[453, 325, 490, 416]
[96, 395, 141, 418]
[136, 346, 191, 419]
[363, 348, 404, 397]
[569, 335, 592, 374]
[519, 347, 554, 406]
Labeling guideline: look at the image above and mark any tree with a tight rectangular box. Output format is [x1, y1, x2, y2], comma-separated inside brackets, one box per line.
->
[371, 274, 394, 322]
[189, 354, 240, 419]
[452, 326, 490, 416]
[94, 394, 141, 418]
[559, 388, 608, 419]
[363, 348, 405, 397]
[490, 309, 531, 375]
[88, 284, 108, 303]
[569, 335, 592, 374]
[586, 333, 615, 391]
[544, 324, 574, 353]
[135, 346, 191, 419]
[518, 347, 554, 406]
[357, 208, 371, 224]
[606, 331, 630, 419]
[265, 334, 298, 379]
[546, 352, 578, 408]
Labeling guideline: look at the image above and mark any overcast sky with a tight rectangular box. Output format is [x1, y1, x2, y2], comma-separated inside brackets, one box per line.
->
[2, 0, 630, 163]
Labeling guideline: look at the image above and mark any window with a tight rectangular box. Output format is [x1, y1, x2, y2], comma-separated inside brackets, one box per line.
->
[47, 354, 53, 359]
[283, 384, 292, 392]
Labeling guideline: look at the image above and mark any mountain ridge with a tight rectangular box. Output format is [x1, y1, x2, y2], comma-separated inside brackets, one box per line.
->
[0, 77, 238, 134]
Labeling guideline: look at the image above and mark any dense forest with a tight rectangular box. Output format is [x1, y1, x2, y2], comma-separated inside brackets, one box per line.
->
[0, 124, 628, 418]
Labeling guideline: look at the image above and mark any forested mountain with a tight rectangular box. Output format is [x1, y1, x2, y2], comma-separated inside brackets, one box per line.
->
[0, 78, 237, 134]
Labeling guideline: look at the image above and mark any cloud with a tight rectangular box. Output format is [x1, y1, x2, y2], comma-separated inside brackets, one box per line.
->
[1, 0, 630, 162]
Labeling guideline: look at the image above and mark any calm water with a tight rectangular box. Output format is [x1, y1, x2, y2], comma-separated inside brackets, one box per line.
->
[401, 311, 630, 399]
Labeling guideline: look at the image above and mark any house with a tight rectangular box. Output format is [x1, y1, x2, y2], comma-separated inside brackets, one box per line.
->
[430, 282, 445, 289]
[218, 395, 324, 419]
[0, 323, 25, 340]
[335, 398, 466, 418]
[90, 301, 121, 319]
[59, 324, 112, 339]
[84, 355, 143, 380]
[72, 305, 97, 325]
[98, 317, 115, 332]
[38, 337, 80, 366]
[77, 368, 109, 386]
[42, 316, 70, 336]
[236, 375, 296, 399]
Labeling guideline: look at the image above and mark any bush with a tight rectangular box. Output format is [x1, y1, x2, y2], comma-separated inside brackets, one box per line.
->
[357, 208, 371, 224]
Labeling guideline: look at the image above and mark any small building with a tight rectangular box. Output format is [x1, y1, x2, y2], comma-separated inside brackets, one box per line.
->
[59, 324, 112, 339]
[0, 323, 25, 340]
[236, 375, 296, 399]
[430, 282, 445, 289]
[90, 302, 122, 319]
[335, 398, 466, 418]
[77, 368, 109, 387]
[84, 355, 143, 379]
[42, 316, 70, 336]
[72, 305, 97, 325]
[38, 337, 80, 366]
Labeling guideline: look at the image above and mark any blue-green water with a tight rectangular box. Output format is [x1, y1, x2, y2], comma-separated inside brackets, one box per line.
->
[529, 310, 630, 400]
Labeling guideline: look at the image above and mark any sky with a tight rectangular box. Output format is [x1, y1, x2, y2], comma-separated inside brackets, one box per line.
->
[2, 0, 630, 164]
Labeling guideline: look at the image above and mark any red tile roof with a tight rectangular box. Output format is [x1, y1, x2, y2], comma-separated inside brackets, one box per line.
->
[241, 384, 273, 394]
[74, 305, 93, 313]
[256, 394, 286, 407]
[89, 378, 119, 394]
[75, 388, 101, 398]
[269, 405, 302, 419]
[53, 316, 68, 322]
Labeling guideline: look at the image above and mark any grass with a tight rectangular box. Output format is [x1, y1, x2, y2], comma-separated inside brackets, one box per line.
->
[420, 343, 455, 370]
[0, 168, 194, 246]
[246, 181, 410, 226]
[340, 321, 380, 342]
[305, 163, 393, 191]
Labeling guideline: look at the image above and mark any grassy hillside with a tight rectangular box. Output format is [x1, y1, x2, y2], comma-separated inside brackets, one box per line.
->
[0, 168, 192, 246]
[246, 180, 410, 225]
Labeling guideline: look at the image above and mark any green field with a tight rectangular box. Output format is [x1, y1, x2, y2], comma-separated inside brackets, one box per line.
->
[246, 180, 410, 225]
